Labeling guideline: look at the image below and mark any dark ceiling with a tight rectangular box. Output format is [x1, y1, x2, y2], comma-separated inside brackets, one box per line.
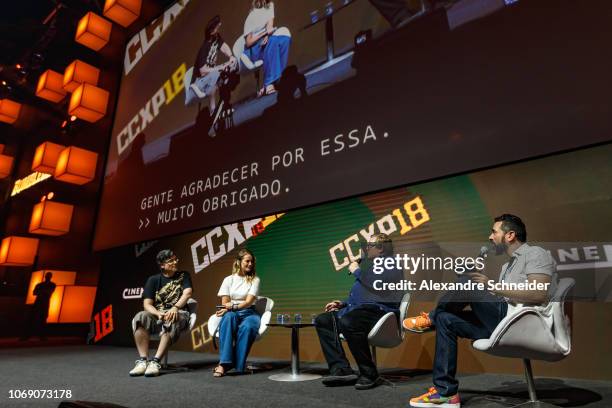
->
[0, 0, 175, 131]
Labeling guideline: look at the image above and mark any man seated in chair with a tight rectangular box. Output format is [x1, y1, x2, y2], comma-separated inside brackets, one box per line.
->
[186, 15, 237, 115]
[315, 233, 404, 390]
[405, 214, 557, 408]
[129, 249, 193, 377]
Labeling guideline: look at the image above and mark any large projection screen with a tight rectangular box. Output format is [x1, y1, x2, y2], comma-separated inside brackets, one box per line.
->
[94, 0, 612, 250]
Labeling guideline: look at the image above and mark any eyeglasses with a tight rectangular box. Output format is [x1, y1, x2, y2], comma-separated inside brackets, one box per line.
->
[366, 242, 381, 249]
[164, 257, 179, 265]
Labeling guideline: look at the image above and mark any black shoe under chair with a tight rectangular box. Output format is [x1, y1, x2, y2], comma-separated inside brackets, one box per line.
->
[321, 369, 359, 386]
[354, 376, 386, 390]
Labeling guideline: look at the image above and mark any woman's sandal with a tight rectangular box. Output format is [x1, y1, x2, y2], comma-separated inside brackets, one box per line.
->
[257, 85, 277, 97]
[265, 85, 277, 95]
[213, 365, 225, 377]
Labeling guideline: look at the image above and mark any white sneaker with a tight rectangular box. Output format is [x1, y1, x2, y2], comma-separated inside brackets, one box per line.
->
[144, 360, 161, 377]
[129, 359, 148, 376]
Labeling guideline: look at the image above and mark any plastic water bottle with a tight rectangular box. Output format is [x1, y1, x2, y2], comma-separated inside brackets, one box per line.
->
[294, 313, 302, 324]
[311, 314, 317, 324]
[277, 313, 283, 324]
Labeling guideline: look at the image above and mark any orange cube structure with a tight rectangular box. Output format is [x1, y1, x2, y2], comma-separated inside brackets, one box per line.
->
[103, 0, 141, 27]
[54, 146, 98, 185]
[26, 270, 77, 304]
[0, 99, 22, 124]
[0, 154, 14, 178]
[68, 83, 109, 123]
[63, 60, 101, 92]
[31, 142, 66, 174]
[75, 12, 112, 51]
[0, 236, 40, 266]
[36, 70, 67, 103]
[29, 200, 75, 236]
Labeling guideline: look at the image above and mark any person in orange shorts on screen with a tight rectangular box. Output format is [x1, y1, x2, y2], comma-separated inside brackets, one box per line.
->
[405, 214, 556, 407]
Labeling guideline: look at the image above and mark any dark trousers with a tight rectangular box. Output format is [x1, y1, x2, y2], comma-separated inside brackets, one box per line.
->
[23, 304, 49, 339]
[368, 0, 414, 27]
[429, 282, 507, 396]
[315, 306, 387, 379]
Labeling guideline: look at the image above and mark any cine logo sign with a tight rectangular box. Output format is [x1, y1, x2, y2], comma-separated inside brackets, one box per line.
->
[93, 305, 114, 343]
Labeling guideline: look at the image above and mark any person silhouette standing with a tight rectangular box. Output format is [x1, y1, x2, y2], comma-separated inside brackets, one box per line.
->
[22, 272, 56, 341]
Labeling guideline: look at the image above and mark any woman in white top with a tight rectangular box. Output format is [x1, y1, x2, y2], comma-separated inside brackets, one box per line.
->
[213, 248, 261, 377]
[243, 0, 291, 96]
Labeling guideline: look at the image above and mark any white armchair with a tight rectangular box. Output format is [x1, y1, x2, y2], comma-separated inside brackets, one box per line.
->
[207, 296, 275, 342]
[472, 278, 575, 407]
[339, 292, 411, 368]
[367, 292, 411, 365]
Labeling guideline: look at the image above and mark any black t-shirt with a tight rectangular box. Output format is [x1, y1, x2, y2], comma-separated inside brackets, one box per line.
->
[192, 35, 223, 83]
[143, 271, 192, 311]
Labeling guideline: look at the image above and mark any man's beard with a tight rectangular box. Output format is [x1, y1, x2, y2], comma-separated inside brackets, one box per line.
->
[492, 238, 508, 255]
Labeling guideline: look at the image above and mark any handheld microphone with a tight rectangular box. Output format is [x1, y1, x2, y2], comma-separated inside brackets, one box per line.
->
[456, 245, 490, 276]
[479, 245, 490, 259]
[347, 255, 362, 275]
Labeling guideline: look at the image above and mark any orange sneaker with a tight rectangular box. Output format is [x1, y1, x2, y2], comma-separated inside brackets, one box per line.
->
[409, 386, 461, 407]
[402, 312, 433, 333]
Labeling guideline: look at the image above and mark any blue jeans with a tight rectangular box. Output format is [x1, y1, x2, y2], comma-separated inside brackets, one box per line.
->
[218, 308, 261, 372]
[429, 277, 508, 396]
[245, 35, 291, 86]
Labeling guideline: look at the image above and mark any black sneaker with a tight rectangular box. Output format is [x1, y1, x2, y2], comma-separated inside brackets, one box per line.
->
[321, 369, 358, 386]
[354, 376, 384, 390]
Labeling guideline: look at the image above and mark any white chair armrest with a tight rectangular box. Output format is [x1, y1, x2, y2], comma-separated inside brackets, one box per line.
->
[273, 26, 291, 38]
[189, 313, 198, 331]
[258, 311, 272, 338]
[184, 66, 194, 89]
[207, 313, 222, 338]
[240, 53, 261, 70]
[367, 312, 402, 348]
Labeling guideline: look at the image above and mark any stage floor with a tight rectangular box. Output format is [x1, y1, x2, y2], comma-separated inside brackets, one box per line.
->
[1, 345, 611, 407]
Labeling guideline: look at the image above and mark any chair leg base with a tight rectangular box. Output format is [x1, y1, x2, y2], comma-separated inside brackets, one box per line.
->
[246, 362, 274, 373]
[510, 402, 560, 408]
[161, 364, 190, 373]
[473, 396, 561, 408]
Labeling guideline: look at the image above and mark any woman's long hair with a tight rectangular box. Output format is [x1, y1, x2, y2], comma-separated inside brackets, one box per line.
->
[232, 248, 256, 283]
[205, 15, 221, 42]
